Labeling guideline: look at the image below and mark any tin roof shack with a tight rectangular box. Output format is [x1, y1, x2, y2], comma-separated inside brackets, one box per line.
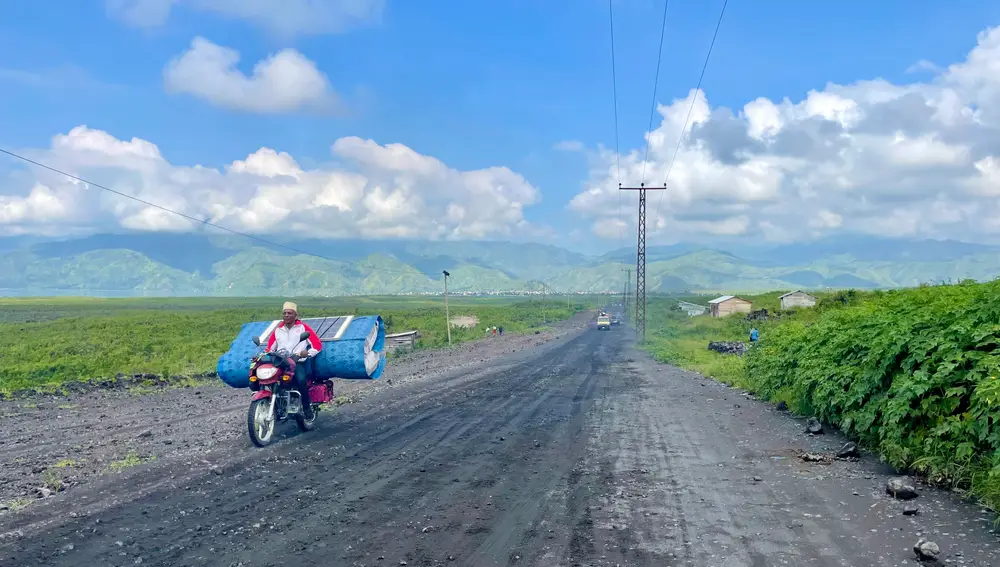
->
[708, 295, 753, 318]
[678, 301, 708, 317]
[385, 330, 419, 352]
[779, 290, 817, 310]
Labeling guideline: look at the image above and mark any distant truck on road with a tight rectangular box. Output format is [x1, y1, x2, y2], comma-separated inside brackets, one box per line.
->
[596, 314, 611, 330]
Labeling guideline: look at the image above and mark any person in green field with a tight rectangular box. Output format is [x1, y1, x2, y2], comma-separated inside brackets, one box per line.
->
[749, 327, 759, 343]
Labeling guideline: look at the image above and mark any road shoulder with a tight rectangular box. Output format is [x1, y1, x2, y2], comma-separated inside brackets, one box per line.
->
[578, 343, 1000, 565]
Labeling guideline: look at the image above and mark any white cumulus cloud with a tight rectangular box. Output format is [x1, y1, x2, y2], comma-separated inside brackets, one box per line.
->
[163, 37, 337, 114]
[0, 126, 544, 241]
[106, 0, 384, 37]
[570, 25, 1000, 245]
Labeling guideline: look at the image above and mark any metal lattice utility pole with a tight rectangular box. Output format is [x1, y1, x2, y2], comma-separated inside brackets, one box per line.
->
[621, 268, 631, 322]
[443, 270, 451, 346]
[619, 183, 665, 341]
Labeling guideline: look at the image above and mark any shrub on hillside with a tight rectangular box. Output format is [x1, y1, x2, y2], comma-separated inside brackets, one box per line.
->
[746, 280, 1000, 496]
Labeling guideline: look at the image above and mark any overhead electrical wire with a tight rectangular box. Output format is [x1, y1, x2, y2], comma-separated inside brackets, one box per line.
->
[652, 0, 730, 227]
[0, 148, 429, 277]
[639, 0, 670, 186]
[609, 0, 625, 249]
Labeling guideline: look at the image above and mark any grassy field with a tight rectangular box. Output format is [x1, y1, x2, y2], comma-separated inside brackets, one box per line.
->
[0, 295, 590, 395]
[644, 283, 1000, 512]
[643, 291, 788, 387]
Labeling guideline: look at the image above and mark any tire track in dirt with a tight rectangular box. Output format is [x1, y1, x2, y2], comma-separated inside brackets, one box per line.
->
[326, 334, 611, 566]
[0, 314, 591, 518]
[6, 320, 1000, 566]
[1, 322, 621, 567]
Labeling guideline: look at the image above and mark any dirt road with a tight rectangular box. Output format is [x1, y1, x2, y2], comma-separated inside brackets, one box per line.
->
[2, 323, 999, 566]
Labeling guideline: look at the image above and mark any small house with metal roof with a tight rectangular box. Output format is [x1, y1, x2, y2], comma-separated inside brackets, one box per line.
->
[779, 290, 817, 309]
[708, 295, 752, 318]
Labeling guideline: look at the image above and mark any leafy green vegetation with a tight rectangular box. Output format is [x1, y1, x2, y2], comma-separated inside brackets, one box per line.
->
[0, 296, 583, 395]
[644, 282, 1000, 510]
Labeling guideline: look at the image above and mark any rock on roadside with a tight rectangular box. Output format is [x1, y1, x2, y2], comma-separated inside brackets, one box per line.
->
[913, 539, 940, 561]
[887, 477, 919, 500]
[707, 341, 747, 356]
[805, 417, 824, 435]
[836, 442, 860, 459]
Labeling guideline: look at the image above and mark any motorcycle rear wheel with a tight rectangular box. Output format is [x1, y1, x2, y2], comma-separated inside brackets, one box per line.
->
[248, 398, 276, 447]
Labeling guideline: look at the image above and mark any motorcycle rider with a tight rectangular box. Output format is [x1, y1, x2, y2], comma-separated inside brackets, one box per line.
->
[265, 301, 323, 419]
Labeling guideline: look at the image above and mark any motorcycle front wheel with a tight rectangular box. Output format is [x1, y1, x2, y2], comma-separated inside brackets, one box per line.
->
[248, 398, 276, 447]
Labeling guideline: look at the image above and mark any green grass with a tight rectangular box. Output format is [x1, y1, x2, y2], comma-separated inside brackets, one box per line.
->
[106, 453, 153, 473]
[643, 291, 801, 387]
[1, 497, 32, 512]
[0, 295, 586, 395]
[644, 283, 1000, 512]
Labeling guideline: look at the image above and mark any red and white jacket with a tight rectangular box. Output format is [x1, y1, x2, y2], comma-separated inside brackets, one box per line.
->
[267, 320, 323, 357]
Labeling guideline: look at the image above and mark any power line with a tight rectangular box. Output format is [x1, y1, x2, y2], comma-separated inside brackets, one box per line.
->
[0, 147, 428, 277]
[639, 0, 670, 186]
[609, 0, 625, 247]
[652, 0, 729, 227]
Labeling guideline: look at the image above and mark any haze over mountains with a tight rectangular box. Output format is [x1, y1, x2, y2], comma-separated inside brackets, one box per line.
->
[0, 233, 998, 297]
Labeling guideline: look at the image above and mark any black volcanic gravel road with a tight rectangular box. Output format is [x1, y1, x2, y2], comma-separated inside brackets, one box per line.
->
[2, 324, 999, 566]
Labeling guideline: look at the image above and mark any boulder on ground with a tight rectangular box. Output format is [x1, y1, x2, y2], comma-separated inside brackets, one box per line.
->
[886, 477, 919, 500]
[836, 442, 860, 458]
[805, 418, 824, 434]
[708, 341, 747, 356]
[913, 539, 940, 561]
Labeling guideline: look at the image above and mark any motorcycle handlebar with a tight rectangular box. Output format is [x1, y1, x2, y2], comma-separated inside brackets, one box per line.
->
[256, 350, 309, 363]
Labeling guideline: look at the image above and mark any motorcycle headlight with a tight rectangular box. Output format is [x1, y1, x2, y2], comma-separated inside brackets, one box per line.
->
[256, 367, 278, 380]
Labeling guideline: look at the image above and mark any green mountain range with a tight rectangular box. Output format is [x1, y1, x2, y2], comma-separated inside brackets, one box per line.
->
[1, 233, 998, 296]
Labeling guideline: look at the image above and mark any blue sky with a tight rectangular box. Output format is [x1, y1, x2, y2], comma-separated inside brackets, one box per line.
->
[2, 1, 1000, 252]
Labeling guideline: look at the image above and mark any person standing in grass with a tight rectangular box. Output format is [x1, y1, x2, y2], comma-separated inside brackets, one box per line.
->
[749, 327, 759, 343]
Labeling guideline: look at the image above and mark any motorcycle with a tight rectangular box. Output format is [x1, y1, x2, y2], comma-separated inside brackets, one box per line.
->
[246, 331, 335, 447]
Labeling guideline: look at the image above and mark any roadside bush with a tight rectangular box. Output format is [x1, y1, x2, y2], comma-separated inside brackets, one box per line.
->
[745, 280, 1000, 504]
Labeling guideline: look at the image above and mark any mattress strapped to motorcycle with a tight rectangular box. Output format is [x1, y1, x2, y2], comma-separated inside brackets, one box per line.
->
[253, 316, 353, 344]
[216, 315, 386, 388]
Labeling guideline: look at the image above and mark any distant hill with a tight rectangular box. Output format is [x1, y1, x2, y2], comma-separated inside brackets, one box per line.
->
[1, 233, 998, 296]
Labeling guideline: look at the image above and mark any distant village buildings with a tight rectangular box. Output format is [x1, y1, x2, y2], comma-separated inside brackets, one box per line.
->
[708, 295, 753, 318]
[779, 290, 818, 309]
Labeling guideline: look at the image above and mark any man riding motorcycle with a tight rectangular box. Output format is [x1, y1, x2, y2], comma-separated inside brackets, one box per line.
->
[265, 301, 323, 419]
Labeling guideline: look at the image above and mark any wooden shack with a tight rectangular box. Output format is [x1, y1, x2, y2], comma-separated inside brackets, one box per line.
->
[708, 295, 752, 318]
[384, 330, 419, 352]
[779, 290, 817, 310]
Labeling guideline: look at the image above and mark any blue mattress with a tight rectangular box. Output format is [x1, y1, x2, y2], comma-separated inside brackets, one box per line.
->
[216, 315, 386, 388]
